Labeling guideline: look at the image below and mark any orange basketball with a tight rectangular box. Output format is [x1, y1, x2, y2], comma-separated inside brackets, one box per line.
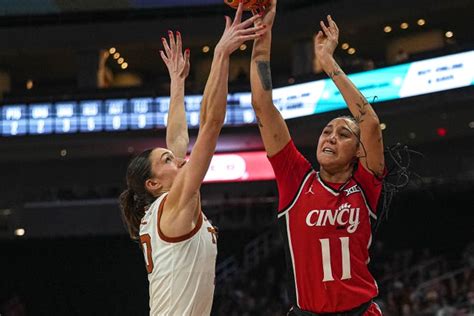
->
[224, 0, 270, 12]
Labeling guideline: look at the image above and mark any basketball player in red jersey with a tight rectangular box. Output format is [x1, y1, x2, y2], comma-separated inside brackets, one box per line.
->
[250, 1, 384, 315]
[119, 4, 266, 314]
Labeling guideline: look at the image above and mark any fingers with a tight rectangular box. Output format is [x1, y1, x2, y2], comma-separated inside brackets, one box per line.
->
[168, 30, 176, 53]
[239, 24, 266, 36]
[176, 31, 182, 56]
[250, 8, 263, 26]
[239, 33, 263, 42]
[237, 15, 262, 29]
[233, 0, 244, 25]
[184, 48, 190, 67]
[159, 50, 168, 64]
[162, 30, 187, 61]
[239, 12, 263, 29]
[315, 30, 324, 41]
[327, 15, 339, 34]
[320, 20, 332, 38]
[224, 15, 232, 30]
[161, 36, 172, 58]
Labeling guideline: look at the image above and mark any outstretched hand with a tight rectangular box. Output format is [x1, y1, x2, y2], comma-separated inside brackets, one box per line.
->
[252, 0, 277, 29]
[315, 15, 339, 70]
[160, 31, 190, 81]
[215, 1, 267, 56]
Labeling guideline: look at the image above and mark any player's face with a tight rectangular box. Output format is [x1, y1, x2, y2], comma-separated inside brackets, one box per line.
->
[316, 118, 360, 172]
[148, 147, 186, 193]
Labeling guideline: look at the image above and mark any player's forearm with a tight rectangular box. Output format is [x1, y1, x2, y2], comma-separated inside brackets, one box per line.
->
[166, 77, 189, 158]
[251, 31, 273, 108]
[199, 49, 229, 129]
[322, 57, 380, 127]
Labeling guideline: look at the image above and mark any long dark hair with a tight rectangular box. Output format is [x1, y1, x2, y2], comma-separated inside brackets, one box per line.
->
[337, 115, 420, 231]
[119, 149, 156, 240]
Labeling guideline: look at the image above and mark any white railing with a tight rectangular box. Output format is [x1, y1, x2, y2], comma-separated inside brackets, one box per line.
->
[216, 228, 282, 283]
[414, 266, 471, 294]
[379, 256, 446, 286]
[215, 256, 239, 284]
[242, 229, 282, 271]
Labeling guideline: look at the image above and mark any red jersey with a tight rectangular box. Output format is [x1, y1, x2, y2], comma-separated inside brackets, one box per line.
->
[269, 140, 383, 313]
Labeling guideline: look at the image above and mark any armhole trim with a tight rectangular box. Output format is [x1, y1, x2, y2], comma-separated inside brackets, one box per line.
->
[278, 169, 315, 219]
[157, 195, 203, 243]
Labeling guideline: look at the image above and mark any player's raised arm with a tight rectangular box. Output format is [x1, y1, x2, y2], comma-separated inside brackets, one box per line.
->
[164, 4, 265, 228]
[316, 15, 384, 177]
[160, 31, 190, 159]
[250, 0, 291, 157]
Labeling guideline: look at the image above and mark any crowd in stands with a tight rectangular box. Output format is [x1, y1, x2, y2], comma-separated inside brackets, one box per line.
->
[1, 230, 472, 315]
[212, 242, 474, 316]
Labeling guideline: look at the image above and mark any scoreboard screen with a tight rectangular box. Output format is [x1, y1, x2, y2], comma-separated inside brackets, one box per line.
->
[130, 98, 155, 130]
[55, 102, 78, 134]
[79, 100, 103, 132]
[1, 50, 473, 137]
[105, 99, 128, 131]
[29, 103, 53, 135]
[2, 104, 27, 136]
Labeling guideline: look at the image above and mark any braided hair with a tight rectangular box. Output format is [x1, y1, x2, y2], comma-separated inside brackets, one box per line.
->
[375, 143, 422, 231]
[336, 115, 420, 231]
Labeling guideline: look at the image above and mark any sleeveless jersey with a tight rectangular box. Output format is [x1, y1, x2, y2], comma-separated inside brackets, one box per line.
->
[139, 193, 218, 315]
[268, 140, 383, 313]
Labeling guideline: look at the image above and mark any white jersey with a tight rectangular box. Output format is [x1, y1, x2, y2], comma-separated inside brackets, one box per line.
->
[139, 193, 218, 316]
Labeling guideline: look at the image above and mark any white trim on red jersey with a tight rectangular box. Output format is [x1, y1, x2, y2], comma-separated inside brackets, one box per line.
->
[357, 184, 378, 221]
[285, 211, 301, 308]
[278, 170, 316, 219]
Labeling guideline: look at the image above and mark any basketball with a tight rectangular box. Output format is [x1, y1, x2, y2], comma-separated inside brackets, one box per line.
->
[224, 0, 270, 11]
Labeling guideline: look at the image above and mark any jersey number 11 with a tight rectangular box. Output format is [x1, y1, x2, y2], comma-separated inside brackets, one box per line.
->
[319, 237, 351, 282]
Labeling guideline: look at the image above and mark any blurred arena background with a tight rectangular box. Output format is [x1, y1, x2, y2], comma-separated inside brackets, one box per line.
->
[0, 0, 473, 315]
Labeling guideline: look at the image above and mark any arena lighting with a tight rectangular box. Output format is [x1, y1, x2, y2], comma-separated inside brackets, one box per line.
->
[202, 151, 275, 183]
[469, 122, 474, 129]
[400, 22, 409, 29]
[417, 19, 426, 26]
[445, 31, 454, 38]
[347, 47, 356, 55]
[26, 79, 33, 90]
[288, 77, 295, 84]
[60, 149, 67, 157]
[202, 45, 210, 53]
[341, 43, 349, 50]
[240, 44, 247, 51]
[436, 127, 447, 137]
[409, 132, 416, 139]
[109, 47, 116, 54]
[113, 52, 120, 59]
[380, 123, 386, 130]
[384, 26, 392, 33]
[121, 62, 128, 69]
[118, 57, 124, 64]
[15, 228, 25, 236]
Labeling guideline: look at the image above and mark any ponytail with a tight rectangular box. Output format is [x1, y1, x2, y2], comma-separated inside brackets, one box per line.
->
[119, 189, 144, 240]
[119, 148, 155, 240]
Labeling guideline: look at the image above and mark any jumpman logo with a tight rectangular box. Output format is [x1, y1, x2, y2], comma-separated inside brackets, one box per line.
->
[305, 184, 315, 195]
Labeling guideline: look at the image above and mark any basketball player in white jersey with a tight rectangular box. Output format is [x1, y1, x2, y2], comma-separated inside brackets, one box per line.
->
[119, 4, 267, 315]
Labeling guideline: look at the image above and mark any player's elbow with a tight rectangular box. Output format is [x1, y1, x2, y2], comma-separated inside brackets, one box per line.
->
[167, 134, 189, 147]
[362, 116, 381, 133]
[200, 117, 224, 133]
